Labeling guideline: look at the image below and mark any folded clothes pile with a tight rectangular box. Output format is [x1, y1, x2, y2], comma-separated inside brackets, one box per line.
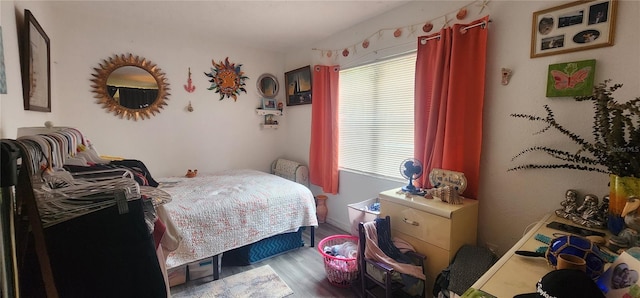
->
[324, 241, 358, 259]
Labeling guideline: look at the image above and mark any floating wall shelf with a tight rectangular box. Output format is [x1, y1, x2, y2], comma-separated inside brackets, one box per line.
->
[256, 109, 282, 129]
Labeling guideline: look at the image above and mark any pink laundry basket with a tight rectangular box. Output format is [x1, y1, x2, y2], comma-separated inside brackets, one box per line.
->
[318, 235, 359, 288]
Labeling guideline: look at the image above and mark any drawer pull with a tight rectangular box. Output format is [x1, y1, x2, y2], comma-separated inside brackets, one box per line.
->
[403, 218, 419, 226]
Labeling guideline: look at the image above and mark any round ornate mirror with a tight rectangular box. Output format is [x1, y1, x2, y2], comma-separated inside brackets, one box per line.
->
[91, 54, 170, 120]
[256, 73, 279, 99]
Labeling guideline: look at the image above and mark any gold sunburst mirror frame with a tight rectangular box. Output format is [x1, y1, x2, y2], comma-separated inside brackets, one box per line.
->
[91, 54, 170, 121]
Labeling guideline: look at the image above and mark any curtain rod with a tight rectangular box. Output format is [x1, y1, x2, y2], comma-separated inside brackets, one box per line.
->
[339, 19, 492, 69]
[421, 19, 492, 43]
[341, 45, 416, 70]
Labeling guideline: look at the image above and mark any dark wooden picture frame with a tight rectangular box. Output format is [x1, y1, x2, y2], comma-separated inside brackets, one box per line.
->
[22, 9, 51, 112]
[285, 65, 312, 106]
[531, 0, 617, 58]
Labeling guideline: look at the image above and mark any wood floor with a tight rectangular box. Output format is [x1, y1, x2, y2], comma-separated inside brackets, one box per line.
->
[170, 223, 359, 297]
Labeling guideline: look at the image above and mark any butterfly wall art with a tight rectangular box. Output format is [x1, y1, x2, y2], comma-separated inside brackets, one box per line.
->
[546, 59, 596, 97]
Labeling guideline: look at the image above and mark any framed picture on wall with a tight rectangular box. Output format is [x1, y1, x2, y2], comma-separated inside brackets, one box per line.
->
[285, 65, 312, 106]
[531, 0, 617, 58]
[21, 9, 51, 112]
[546, 59, 596, 97]
[262, 98, 277, 110]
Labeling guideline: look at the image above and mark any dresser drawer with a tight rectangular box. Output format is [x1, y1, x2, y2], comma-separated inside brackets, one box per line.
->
[382, 201, 451, 250]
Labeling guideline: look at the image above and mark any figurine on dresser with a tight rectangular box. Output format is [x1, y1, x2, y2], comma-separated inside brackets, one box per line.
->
[556, 190, 579, 219]
[571, 194, 606, 228]
[555, 190, 607, 229]
[598, 195, 610, 223]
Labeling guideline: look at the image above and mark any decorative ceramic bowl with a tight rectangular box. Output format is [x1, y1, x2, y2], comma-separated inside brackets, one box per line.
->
[545, 234, 605, 280]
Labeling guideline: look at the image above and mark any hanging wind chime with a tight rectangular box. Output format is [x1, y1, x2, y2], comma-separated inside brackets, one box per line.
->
[184, 67, 196, 112]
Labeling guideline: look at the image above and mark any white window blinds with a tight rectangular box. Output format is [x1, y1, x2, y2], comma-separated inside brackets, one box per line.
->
[338, 53, 416, 179]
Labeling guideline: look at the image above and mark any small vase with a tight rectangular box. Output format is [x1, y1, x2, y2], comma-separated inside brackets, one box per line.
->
[608, 175, 640, 235]
[315, 195, 328, 223]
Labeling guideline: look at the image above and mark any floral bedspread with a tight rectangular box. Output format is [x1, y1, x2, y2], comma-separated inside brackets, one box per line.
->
[158, 169, 318, 269]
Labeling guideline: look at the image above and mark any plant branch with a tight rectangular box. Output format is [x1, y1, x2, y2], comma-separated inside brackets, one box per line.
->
[510, 80, 640, 177]
[507, 163, 609, 174]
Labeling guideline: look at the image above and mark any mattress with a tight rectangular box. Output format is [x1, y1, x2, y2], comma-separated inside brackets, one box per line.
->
[158, 169, 317, 269]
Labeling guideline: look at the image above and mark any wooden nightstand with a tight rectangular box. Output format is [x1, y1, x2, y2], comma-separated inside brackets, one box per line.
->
[378, 188, 479, 297]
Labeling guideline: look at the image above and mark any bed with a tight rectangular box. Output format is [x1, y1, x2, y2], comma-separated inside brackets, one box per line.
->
[12, 126, 317, 284]
[157, 165, 318, 277]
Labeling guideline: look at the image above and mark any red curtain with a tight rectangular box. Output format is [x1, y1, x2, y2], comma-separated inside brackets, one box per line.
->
[309, 65, 340, 194]
[415, 16, 489, 199]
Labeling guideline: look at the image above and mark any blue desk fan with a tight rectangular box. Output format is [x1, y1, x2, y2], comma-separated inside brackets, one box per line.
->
[400, 158, 423, 194]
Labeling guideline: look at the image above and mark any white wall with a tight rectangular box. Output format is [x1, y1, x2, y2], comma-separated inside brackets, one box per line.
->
[284, 0, 640, 255]
[483, 0, 639, 254]
[2, 0, 639, 256]
[1, 1, 288, 177]
[0, 1, 63, 134]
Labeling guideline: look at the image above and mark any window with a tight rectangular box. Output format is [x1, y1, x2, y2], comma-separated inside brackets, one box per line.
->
[338, 53, 416, 180]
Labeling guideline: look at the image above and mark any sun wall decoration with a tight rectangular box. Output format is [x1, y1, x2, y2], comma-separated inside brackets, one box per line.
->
[204, 57, 248, 101]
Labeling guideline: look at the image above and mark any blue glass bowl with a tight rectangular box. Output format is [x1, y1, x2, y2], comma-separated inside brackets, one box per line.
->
[545, 234, 605, 280]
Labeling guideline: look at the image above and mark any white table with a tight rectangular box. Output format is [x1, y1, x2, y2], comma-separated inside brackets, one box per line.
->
[469, 213, 612, 297]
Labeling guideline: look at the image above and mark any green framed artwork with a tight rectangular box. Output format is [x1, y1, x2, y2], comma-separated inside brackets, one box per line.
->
[546, 59, 596, 97]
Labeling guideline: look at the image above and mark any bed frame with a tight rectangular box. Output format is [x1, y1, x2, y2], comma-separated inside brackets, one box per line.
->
[164, 159, 317, 282]
[209, 158, 316, 280]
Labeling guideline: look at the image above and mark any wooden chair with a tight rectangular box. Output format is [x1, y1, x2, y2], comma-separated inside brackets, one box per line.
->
[358, 216, 426, 298]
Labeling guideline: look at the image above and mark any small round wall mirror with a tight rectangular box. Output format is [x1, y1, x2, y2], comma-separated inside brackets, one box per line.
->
[91, 54, 170, 121]
[256, 73, 279, 99]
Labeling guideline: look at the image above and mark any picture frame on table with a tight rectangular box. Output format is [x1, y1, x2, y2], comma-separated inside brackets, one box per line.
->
[596, 250, 640, 297]
[285, 65, 312, 106]
[261, 98, 277, 110]
[21, 9, 51, 112]
[531, 0, 617, 58]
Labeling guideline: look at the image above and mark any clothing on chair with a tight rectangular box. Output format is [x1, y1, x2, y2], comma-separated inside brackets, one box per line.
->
[393, 237, 417, 254]
[375, 217, 415, 265]
[363, 221, 426, 280]
[363, 218, 426, 296]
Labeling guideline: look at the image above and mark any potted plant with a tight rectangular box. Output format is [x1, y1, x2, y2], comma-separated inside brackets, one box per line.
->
[510, 80, 640, 234]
